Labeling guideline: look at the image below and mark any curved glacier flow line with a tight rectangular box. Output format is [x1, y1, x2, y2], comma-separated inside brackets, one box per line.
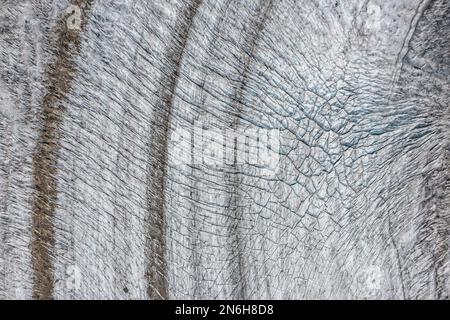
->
[145, 0, 204, 300]
[388, 0, 433, 101]
[223, 0, 274, 299]
[31, 0, 93, 300]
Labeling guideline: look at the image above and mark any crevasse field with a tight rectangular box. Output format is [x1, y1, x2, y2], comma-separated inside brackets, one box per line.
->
[0, 0, 449, 300]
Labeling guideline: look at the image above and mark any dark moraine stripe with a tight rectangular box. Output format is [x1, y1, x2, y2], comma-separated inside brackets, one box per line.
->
[225, 0, 274, 299]
[145, 0, 203, 300]
[31, 0, 92, 300]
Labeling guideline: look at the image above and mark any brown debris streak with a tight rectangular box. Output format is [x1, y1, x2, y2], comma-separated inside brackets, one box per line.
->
[31, 0, 92, 300]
